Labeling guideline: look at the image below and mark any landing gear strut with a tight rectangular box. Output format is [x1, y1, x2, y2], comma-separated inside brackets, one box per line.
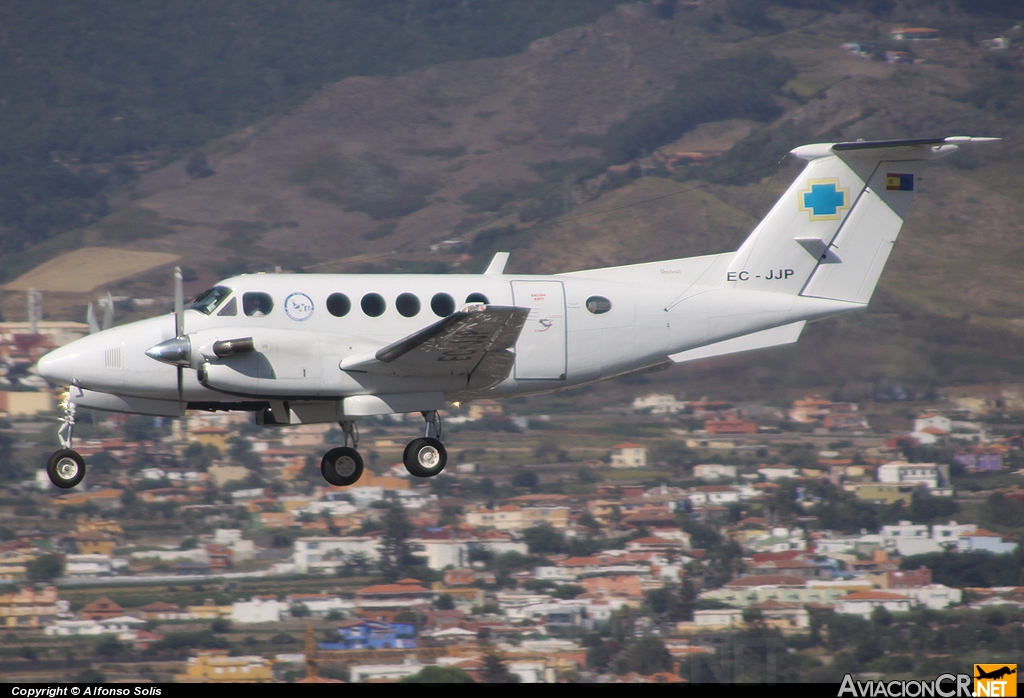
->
[320, 420, 363, 487]
[46, 392, 86, 489]
[403, 411, 447, 478]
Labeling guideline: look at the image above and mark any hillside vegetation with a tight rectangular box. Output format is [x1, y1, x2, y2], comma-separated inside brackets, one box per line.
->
[0, 0, 618, 270]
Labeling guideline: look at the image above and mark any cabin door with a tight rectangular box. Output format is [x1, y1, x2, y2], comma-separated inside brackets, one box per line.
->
[511, 280, 567, 381]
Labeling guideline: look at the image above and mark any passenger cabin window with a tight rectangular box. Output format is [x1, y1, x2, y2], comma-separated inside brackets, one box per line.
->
[217, 297, 237, 316]
[326, 293, 351, 317]
[466, 292, 489, 304]
[396, 293, 420, 318]
[189, 286, 232, 315]
[242, 292, 274, 317]
[431, 293, 455, 317]
[361, 293, 386, 317]
[586, 296, 612, 314]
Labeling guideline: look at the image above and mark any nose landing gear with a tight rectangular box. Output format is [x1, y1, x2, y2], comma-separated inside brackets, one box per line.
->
[320, 420, 364, 487]
[45, 392, 87, 489]
[403, 411, 447, 478]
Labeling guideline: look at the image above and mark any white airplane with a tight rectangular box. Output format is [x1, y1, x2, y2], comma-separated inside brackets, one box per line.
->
[36, 136, 996, 489]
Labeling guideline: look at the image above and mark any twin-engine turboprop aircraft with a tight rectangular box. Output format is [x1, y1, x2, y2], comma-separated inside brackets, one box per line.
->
[36, 136, 996, 489]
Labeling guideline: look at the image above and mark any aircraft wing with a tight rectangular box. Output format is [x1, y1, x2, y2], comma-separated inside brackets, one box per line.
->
[340, 305, 530, 387]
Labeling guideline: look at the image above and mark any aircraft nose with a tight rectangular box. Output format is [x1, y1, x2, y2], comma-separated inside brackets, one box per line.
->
[37, 343, 76, 386]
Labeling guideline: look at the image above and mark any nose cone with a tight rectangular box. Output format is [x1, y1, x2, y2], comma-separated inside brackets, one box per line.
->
[37, 343, 76, 386]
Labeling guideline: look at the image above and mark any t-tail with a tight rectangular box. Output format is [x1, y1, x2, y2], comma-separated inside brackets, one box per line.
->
[723, 136, 999, 304]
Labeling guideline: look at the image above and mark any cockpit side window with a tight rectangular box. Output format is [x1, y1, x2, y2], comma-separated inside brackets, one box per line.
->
[188, 286, 233, 315]
[217, 297, 238, 316]
[242, 292, 274, 317]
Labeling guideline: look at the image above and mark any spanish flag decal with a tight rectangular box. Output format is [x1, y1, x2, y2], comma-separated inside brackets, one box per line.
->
[886, 173, 914, 191]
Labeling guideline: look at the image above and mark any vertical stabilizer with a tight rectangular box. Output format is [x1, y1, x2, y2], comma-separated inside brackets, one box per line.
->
[721, 137, 996, 303]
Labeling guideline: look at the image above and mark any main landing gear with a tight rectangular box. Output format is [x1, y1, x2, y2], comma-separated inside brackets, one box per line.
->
[45, 392, 87, 489]
[317, 411, 448, 487]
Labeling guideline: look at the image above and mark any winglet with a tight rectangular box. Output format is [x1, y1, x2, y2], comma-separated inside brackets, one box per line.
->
[484, 252, 510, 275]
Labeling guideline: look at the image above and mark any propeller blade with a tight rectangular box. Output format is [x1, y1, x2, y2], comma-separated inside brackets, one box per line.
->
[177, 365, 184, 407]
[174, 267, 184, 338]
[86, 303, 99, 334]
[102, 293, 114, 330]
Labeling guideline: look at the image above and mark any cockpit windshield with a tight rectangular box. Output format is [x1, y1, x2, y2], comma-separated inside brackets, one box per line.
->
[188, 286, 233, 315]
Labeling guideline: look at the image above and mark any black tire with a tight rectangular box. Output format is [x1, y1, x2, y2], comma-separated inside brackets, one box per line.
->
[46, 449, 86, 489]
[403, 437, 447, 478]
[320, 447, 364, 487]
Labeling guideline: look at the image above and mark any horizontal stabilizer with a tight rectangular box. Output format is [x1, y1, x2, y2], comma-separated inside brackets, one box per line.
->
[340, 305, 530, 387]
[668, 321, 805, 364]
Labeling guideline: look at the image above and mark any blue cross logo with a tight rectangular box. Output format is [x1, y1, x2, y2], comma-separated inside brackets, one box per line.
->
[798, 179, 849, 221]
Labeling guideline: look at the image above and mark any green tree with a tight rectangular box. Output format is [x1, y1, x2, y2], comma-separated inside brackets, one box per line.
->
[434, 594, 455, 610]
[27, 554, 64, 581]
[481, 654, 520, 683]
[400, 665, 474, 683]
[523, 524, 564, 554]
[379, 501, 415, 582]
[623, 636, 672, 675]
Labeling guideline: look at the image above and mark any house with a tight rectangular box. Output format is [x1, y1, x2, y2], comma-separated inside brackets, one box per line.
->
[687, 485, 741, 506]
[355, 578, 433, 611]
[836, 591, 913, 619]
[694, 464, 737, 480]
[176, 653, 273, 683]
[958, 529, 1017, 554]
[321, 619, 417, 650]
[610, 443, 648, 468]
[80, 597, 125, 621]
[751, 600, 810, 630]
[139, 602, 189, 621]
[293, 536, 381, 574]
[758, 466, 799, 481]
[231, 597, 283, 624]
[0, 586, 59, 628]
[632, 394, 684, 414]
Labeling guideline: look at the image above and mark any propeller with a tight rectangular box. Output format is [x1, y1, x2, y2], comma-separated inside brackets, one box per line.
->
[86, 303, 99, 334]
[174, 267, 184, 406]
[102, 292, 114, 330]
[144, 267, 189, 408]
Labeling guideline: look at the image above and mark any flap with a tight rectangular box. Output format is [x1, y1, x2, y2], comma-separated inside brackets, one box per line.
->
[341, 304, 530, 379]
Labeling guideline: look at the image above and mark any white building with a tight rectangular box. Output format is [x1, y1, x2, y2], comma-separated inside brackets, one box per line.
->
[609, 443, 647, 468]
[64, 554, 124, 578]
[231, 598, 283, 624]
[693, 609, 743, 628]
[836, 591, 913, 619]
[758, 466, 799, 481]
[889, 584, 962, 610]
[409, 539, 469, 570]
[350, 659, 423, 683]
[633, 394, 685, 414]
[694, 464, 737, 480]
[293, 536, 380, 574]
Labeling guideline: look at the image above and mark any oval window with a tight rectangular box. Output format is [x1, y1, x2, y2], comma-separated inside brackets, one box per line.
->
[361, 293, 386, 317]
[396, 293, 421, 318]
[586, 296, 612, 314]
[326, 293, 351, 317]
[466, 292, 489, 305]
[242, 292, 274, 317]
[431, 293, 455, 317]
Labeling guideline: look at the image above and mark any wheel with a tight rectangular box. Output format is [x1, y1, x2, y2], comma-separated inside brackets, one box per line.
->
[403, 437, 447, 478]
[46, 449, 86, 489]
[320, 447, 364, 486]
